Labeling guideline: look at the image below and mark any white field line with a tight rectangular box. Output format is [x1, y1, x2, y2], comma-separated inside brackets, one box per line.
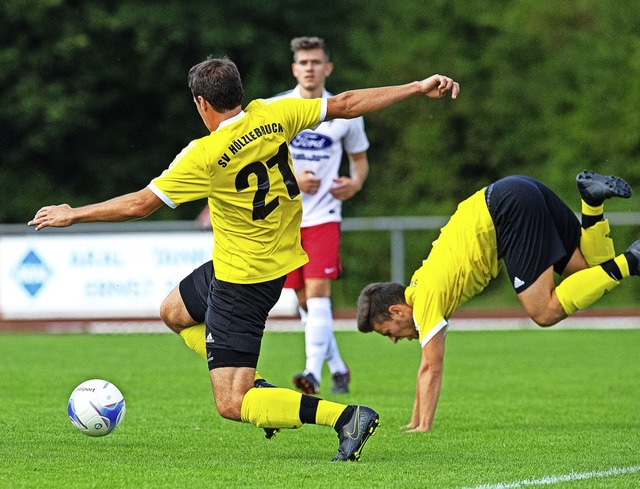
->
[462, 465, 640, 489]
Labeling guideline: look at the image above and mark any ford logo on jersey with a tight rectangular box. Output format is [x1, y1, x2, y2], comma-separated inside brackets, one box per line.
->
[290, 132, 333, 150]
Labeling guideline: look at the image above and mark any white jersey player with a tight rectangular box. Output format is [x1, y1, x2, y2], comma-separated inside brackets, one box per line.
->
[275, 37, 371, 395]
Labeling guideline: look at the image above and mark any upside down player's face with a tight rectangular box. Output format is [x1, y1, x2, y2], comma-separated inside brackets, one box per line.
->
[373, 312, 419, 344]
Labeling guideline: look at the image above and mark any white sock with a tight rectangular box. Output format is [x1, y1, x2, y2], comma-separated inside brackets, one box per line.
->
[327, 334, 348, 375]
[304, 297, 333, 381]
[298, 306, 307, 326]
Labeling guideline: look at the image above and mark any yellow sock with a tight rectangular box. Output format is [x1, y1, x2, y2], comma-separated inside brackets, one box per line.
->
[582, 201, 604, 216]
[241, 388, 304, 429]
[315, 399, 347, 428]
[614, 254, 631, 278]
[179, 324, 206, 359]
[556, 266, 620, 315]
[580, 220, 615, 267]
[240, 388, 347, 429]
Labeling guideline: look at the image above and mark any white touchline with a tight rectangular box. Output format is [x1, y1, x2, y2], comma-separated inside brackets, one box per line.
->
[462, 465, 640, 489]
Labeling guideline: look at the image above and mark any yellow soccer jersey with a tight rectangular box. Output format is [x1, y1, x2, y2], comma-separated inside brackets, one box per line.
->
[405, 188, 502, 347]
[149, 97, 326, 283]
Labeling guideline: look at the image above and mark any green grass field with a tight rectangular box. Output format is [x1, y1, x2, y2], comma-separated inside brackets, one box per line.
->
[1, 328, 639, 488]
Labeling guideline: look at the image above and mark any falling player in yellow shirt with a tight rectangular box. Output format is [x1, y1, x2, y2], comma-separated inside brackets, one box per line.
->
[357, 171, 639, 433]
[28, 56, 460, 461]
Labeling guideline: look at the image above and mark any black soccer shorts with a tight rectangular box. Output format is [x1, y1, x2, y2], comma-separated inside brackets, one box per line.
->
[204, 275, 285, 370]
[177, 259, 285, 369]
[486, 175, 580, 293]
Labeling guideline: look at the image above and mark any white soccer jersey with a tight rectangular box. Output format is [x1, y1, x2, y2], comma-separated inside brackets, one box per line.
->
[271, 86, 370, 227]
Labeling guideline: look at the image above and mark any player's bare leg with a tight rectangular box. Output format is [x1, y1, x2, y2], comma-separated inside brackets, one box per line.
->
[210, 367, 255, 421]
[159, 285, 196, 334]
[517, 266, 568, 327]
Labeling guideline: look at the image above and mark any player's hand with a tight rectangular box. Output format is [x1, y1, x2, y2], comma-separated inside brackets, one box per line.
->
[404, 425, 431, 433]
[329, 176, 362, 201]
[419, 74, 460, 99]
[297, 170, 321, 195]
[402, 421, 431, 433]
[28, 204, 74, 231]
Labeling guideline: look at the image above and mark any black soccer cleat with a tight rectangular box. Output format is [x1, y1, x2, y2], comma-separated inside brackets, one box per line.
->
[576, 170, 632, 206]
[262, 427, 279, 440]
[254, 377, 280, 440]
[292, 372, 320, 395]
[332, 405, 379, 462]
[624, 239, 640, 276]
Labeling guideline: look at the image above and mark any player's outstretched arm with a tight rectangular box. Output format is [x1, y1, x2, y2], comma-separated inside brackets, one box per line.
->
[28, 188, 164, 231]
[405, 328, 446, 433]
[402, 369, 422, 430]
[326, 74, 459, 120]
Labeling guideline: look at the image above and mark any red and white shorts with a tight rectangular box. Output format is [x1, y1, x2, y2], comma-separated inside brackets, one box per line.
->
[284, 221, 342, 290]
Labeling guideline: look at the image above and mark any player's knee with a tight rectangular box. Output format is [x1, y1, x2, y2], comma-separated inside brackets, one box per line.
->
[529, 310, 561, 328]
[521, 294, 565, 328]
[158, 298, 173, 324]
[215, 399, 242, 421]
[159, 298, 183, 332]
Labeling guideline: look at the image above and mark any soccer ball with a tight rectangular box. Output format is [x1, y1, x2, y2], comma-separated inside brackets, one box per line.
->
[67, 379, 126, 437]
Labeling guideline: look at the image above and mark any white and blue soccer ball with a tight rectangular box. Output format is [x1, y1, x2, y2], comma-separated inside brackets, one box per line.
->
[67, 379, 126, 437]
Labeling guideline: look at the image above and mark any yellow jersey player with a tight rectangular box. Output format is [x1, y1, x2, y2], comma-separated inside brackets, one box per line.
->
[357, 171, 639, 432]
[29, 56, 460, 461]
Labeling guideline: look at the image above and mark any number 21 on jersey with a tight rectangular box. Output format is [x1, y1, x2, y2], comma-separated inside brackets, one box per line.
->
[235, 142, 300, 221]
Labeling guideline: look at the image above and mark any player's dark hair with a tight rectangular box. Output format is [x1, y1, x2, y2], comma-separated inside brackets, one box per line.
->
[290, 36, 330, 61]
[357, 282, 407, 333]
[188, 57, 244, 112]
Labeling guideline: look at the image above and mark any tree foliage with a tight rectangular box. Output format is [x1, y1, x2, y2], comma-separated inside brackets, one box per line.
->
[2, 0, 639, 222]
[0, 0, 364, 221]
[342, 0, 640, 218]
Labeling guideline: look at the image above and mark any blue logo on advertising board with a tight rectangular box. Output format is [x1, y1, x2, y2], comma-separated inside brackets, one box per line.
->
[13, 250, 51, 297]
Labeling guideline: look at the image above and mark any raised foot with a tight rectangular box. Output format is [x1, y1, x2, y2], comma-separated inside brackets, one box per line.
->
[576, 170, 632, 206]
